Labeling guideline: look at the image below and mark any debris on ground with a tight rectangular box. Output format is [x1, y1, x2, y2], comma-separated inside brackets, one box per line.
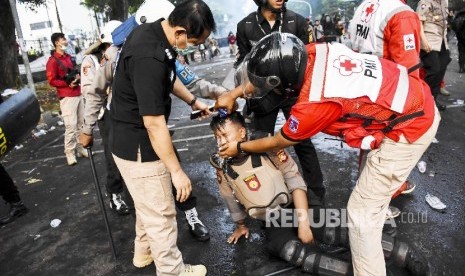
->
[50, 219, 62, 228]
[425, 193, 447, 212]
[25, 177, 43, 185]
[417, 161, 427, 173]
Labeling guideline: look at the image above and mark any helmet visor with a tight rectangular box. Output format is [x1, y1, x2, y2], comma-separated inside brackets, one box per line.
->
[240, 58, 281, 99]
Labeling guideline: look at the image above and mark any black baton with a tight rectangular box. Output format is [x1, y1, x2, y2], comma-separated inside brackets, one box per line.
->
[87, 147, 117, 260]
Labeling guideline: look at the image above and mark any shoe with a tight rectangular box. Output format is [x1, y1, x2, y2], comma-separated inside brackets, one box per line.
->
[386, 206, 401, 220]
[404, 246, 432, 276]
[185, 208, 210, 241]
[440, 88, 450, 96]
[401, 180, 416, 195]
[0, 201, 29, 225]
[133, 252, 153, 268]
[76, 146, 89, 158]
[109, 193, 130, 215]
[66, 153, 77, 166]
[179, 264, 207, 276]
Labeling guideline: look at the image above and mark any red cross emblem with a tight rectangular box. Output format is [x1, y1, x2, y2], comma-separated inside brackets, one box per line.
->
[333, 55, 363, 76]
[360, 1, 379, 23]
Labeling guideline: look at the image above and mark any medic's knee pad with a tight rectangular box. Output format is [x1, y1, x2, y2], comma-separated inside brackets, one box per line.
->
[279, 240, 306, 267]
[301, 252, 353, 276]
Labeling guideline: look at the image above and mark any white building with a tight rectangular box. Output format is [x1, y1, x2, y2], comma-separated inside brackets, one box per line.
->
[16, 0, 102, 55]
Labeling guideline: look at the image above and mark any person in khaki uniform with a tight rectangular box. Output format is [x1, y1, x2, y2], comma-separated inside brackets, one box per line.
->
[80, 0, 212, 240]
[109, 1, 215, 275]
[417, 0, 451, 110]
[210, 112, 431, 275]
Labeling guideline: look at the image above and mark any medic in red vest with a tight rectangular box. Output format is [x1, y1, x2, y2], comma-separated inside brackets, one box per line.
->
[216, 32, 437, 275]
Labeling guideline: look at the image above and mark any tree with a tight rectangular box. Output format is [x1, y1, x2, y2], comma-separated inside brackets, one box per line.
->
[0, 0, 46, 90]
[81, 0, 145, 21]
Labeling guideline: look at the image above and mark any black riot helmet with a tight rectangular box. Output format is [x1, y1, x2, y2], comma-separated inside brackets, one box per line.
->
[242, 32, 308, 99]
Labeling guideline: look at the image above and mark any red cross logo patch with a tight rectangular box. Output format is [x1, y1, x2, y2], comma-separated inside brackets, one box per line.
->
[360, 1, 379, 23]
[333, 55, 363, 76]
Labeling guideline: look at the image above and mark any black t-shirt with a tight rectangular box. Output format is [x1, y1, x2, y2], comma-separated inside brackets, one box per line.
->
[110, 19, 177, 162]
[235, 8, 309, 66]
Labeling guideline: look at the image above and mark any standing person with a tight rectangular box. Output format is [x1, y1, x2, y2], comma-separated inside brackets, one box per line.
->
[349, 0, 423, 218]
[416, 0, 451, 111]
[110, 1, 215, 274]
[46, 33, 85, 166]
[80, 0, 211, 240]
[314, 19, 324, 42]
[199, 43, 206, 62]
[217, 33, 437, 276]
[228, 31, 237, 55]
[80, 20, 132, 216]
[234, 0, 325, 203]
[350, 0, 422, 77]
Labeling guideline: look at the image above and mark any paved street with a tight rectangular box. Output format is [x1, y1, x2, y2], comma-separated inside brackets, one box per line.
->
[1, 43, 464, 276]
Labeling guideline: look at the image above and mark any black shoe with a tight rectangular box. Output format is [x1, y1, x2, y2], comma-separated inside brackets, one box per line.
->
[0, 201, 29, 225]
[404, 246, 432, 276]
[109, 193, 130, 216]
[185, 208, 210, 242]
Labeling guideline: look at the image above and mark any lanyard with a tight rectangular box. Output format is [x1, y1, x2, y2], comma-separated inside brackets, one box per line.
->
[255, 12, 283, 36]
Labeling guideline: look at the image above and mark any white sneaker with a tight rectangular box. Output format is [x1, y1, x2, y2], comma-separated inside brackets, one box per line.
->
[66, 153, 77, 166]
[76, 146, 89, 158]
[179, 264, 207, 276]
[440, 88, 450, 96]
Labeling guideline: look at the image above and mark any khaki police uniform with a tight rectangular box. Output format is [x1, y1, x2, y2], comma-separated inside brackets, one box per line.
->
[416, 0, 451, 102]
[417, 0, 449, 51]
[215, 149, 306, 222]
[82, 45, 119, 136]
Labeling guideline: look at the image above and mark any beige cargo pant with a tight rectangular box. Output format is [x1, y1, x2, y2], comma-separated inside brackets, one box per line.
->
[347, 108, 440, 276]
[113, 152, 184, 276]
[59, 96, 84, 154]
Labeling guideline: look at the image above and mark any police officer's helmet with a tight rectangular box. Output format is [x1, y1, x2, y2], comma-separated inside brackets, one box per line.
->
[135, 0, 175, 25]
[244, 32, 307, 99]
[100, 20, 122, 44]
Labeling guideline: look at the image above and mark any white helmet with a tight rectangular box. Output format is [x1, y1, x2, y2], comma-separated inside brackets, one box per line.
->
[100, 20, 122, 44]
[135, 0, 175, 25]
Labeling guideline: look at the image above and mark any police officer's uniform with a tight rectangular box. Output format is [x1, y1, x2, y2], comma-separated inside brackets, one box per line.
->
[417, 0, 451, 101]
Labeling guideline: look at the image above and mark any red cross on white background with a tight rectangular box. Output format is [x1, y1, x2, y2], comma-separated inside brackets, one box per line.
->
[333, 56, 363, 76]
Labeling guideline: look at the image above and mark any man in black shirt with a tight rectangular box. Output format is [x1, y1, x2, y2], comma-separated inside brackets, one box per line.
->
[110, 1, 214, 275]
[234, 0, 326, 202]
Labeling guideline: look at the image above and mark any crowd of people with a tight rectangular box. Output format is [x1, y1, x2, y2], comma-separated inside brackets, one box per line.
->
[1, 0, 460, 275]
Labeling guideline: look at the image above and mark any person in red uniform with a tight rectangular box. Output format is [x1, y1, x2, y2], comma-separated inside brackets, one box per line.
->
[216, 33, 437, 276]
[349, 0, 423, 216]
[46, 33, 86, 166]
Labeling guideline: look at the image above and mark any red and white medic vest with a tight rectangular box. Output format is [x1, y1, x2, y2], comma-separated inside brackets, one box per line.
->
[303, 43, 425, 130]
[349, 0, 413, 55]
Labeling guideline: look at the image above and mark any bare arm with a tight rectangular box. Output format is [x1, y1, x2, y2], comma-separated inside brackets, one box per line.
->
[143, 115, 191, 202]
[172, 78, 211, 117]
[292, 188, 314, 244]
[219, 131, 297, 158]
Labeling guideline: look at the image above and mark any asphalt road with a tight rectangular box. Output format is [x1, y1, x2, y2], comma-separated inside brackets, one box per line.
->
[1, 44, 464, 276]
